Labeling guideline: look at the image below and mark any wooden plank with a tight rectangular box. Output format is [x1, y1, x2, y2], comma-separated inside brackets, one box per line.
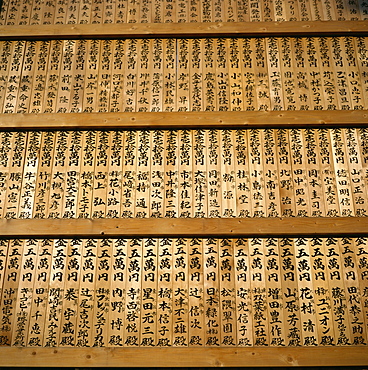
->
[2, 110, 367, 131]
[1, 217, 368, 238]
[0, 345, 367, 366]
[0, 21, 368, 40]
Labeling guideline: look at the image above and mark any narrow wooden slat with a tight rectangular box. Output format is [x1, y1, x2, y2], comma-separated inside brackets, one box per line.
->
[0, 217, 368, 238]
[0, 346, 367, 367]
[0, 110, 367, 130]
[0, 20, 367, 40]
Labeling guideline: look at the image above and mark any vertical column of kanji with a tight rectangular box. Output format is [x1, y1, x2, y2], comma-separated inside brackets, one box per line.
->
[107, 238, 127, 347]
[110, 40, 125, 112]
[203, 238, 220, 346]
[262, 129, 281, 217]
[253, 38, 270, 111]
[66, 0, 80, 24]
[123, 39, 138, 112]
[310, 0, 323, 20]
[140, 239, 158, 347]
[304, 37, 325, 110]
[353, 237, 368, 335]
[124, 239, 142, 347]
[0, 239, 23, 346]
[234, 130, 250, 218]
[164, 130, 179, 218]
[59, 238, 82, 347]
[329, 37, 352, 110]
[172, 238, 189, 346]
[279, 37, 297, 111]
[303, 128, 326, 217]
[220, 129, 236, 218]
[212, 0, 224, 22]
[291, 37, 311, 111]
[249, 0, 262, 21]
[309, 238, 336, 346]
[141, 0, 152, 23]
[234, 238, 252, 346]
[78, 131, 97, 218]
[357, 127, 368, 207]
[330, 128, 355, 217]
[10, 239, 38, 347]
[358, 0, 368, 18]
[152, 0, 162, 22]
[276, 129, 295, 218]
[128, 0, 140, 22]
[262, 0, 274, 21]
[248, 129, 266, 217]
[249, 238, 268, 346]
[115, 0, 127, 22]
[289, 128, 310, 217]
[0, 0, 9, 25]
[92, 239, 112, 347]
[177, 39, 190, 112]
[344, 37, 365, 110]
[279, 238, 302, 347]
[26, 239, 53, 347]
[33, 131, 55, 219]
[0, 240, 10, 342]
[135, 130, 151, 218]
[0, 132, 14, 218]
[228, 38, 244, 112]
[178, 129, 192, 218]
[0, 42, 12, 111]
[70, 39, 86, 113]
[343, 128, 368, 217]
[266, 37, 284, 111]
[3, 132, 27, 220]
[28, 0, 42, 24]
[103, 0, 116, 23]
[203, 38, 216, 112]
[43, 239, 68, 347]
[97, 40, 112, 113]
[339, 238, 367, 345]
[295, 238, 319, 346]
[193, 129, 207, 218]
[317, 128, 340, 217]
[18, 131, 42, 219]
[188, 238, 204, 347]
[207, 129, 221, 218]
[42, 40, 62, 113]
[273, 0, 287, 20]
[225, 0, 237, 21]
[201, 0, 211, 22]
[92, 131, 110, 219]
[297, 0, 312, 20]
[163, 38, 176, 112]
[121, 130, 137, 218]
[83, 40, 100, 113]
[354, 37, 368, 108]
[76, 239, 98, 346]
[79, 0, 92, 24]
[265, 238, 286, 346]
[215, 38, 229, 112]
[189, 0, 200, 21]
[163, 0, 175, 22]
[236, 0, 249, 20]
[136, 39, 150, 113]
[47, 131, 70, 219]
[219, 239, 237, 347]
[346, 0, 361, 19]
[5, 0, 20, 25]
[16, 41, 36, 114]
[176, 0, 187, 22]
[157, 238, 173, 347]
[151, 38, 163, 112]
[150, 130, 164, 218]
[54, 0, 68, 24]
[324, 237, 352, 345]
[29, 40, 50, 114]
[2, 40, 25, 114]
[321, 0, 336, 20]
[62, 131, 82, 219]
[240, 38, 257, 111]
[91, 0, 103, 23]
[190, 39, 203, 112]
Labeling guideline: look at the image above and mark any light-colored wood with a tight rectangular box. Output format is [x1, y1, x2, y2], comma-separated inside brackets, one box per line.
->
[1, 217, 368, 237]
[0, 21, 367, 39]
[3, 110, 365, 130]
[0, 345, 367, 366]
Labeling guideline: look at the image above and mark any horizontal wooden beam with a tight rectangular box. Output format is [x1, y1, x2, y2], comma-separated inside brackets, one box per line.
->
[0, 21, 367, 40]
[1, 110, 367, 130]
[0, 347, 367, 367]
[1, 217, 367, 238]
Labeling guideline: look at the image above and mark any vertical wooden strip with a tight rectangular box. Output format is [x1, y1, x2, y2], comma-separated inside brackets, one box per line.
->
[123, 39, 138, 112]
[262, 0, 274, 21]
[136, 38, 150, 113]
[176, 0, 187, 22]
[177, 38, 190, 112]
[110, 39, 125, 112]
[215, 38, 229, 112]
[0, 42, 12, 111]
[202, 38, 217, 112]
[201, 0, 212, 22]
[103, 0, 116, 23]
[91, 0, 103, 23]
[273, 0, 287, 20]
[79, 0, 92, 24]
[0, 132, 14, 218]
[354, 37, 368, 108]
[0, 239, 24, 346]
[66, 0, 80, 24]
[190, 38, 203, 112]
[54, 0, 68, 24]
[193, 129, 207, 218]
[59, 238, 82, 346]
[97, 40, 112, 113]
[213, 0, 224, 22]
[249, 0, 262, 21]
[298, 0, 312, 20]
[236, 0, 249, 21]
[115, 0, 128, 23]
[228, 38, 244, 112]
[207, 129, 221, 218]
[69, 39, 86, 113]
[140, 0, 152, 23]
[253, 38, 270, 111]
[150, 38, 163, 112]
[163, 38, 176, 112]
